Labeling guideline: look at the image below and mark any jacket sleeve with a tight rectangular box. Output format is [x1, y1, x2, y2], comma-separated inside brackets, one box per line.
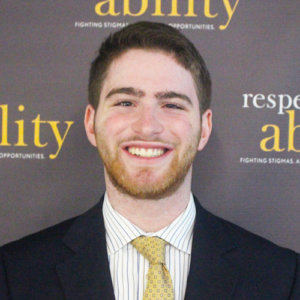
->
[0, 249, 10, 299]
[290, 253, 300, 299]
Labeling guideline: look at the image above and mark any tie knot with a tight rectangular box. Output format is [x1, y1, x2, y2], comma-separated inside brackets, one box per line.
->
[131, 236, 167, 264]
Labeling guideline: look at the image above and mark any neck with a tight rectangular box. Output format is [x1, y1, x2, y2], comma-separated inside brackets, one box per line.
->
[105, 170, 192, 232]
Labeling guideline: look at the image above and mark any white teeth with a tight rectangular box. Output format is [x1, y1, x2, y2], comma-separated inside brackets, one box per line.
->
[128, 147, 165, 157]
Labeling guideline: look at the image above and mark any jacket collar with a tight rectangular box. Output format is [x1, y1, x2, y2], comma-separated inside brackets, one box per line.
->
[56, 196, 115, 300]
[184, 197, 239, 299]
[55, 195, 239, 300]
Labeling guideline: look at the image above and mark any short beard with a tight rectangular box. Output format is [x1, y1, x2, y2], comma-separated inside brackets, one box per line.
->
[97, 134, 200, 200]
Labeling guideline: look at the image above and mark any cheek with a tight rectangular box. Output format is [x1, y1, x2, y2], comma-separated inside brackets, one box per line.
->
[96, 112, 129, 138]
[163, 114, 198, 139]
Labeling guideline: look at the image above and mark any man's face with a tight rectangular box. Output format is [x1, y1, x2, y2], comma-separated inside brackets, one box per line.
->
[85, 49, 211, 199]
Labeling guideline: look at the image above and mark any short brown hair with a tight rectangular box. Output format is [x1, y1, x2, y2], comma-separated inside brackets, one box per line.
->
[88, 21, 211, 113]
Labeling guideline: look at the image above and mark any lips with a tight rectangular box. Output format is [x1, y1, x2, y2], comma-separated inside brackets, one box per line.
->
[127, 147, 166, 158]
[121, 142, 173, 159]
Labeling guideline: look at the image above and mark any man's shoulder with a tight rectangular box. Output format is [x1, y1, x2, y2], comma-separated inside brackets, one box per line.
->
[0, 200, 108, 299]
[197, 200, 298, 267]
[189, 199, 300, 299]
[1, 216, 76, 263]
[1, 200, 102, 260]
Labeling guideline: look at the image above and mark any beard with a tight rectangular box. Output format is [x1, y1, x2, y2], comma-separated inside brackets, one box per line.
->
[96, 132, 201, 200]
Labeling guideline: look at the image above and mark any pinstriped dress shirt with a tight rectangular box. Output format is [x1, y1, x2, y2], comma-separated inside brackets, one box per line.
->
[103, 193, 196, 300]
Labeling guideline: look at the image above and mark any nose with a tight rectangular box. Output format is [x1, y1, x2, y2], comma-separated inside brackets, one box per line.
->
[131, 105, 164, 138]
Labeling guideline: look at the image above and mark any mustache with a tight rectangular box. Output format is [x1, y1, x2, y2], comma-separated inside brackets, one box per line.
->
[119, 136, 175, 144]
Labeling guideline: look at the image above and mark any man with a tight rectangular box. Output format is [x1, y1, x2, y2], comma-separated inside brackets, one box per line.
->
[0, 21, 299, 300]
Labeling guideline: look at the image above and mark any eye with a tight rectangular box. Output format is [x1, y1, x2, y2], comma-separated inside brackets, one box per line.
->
[115, 101, 133, 107]
[164, 103, 184, 110]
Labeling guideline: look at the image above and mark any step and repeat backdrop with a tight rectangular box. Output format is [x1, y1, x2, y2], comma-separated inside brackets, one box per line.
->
[1, 1, 300, 251]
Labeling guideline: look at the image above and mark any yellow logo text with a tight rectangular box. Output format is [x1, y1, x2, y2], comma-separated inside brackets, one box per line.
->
[95, 0, 240, 30]
[0, 104, 74, 159]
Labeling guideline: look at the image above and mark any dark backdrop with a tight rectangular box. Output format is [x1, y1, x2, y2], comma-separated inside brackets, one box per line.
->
[1, 1, 300, 252]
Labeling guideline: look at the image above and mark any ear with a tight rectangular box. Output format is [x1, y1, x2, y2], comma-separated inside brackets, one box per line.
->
[198, 109, 212, 151]
[84, 104, 97, 147]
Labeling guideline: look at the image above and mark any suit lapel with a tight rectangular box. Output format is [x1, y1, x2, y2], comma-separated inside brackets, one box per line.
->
[54, 196, 239, 299]
[185, 199, 239, 300]
[56, 198, 115, 300]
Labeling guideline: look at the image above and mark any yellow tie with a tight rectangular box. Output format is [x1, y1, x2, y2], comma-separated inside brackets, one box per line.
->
[131, 236, 174, 300]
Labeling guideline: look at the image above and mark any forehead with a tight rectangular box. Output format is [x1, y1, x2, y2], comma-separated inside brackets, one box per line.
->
[101, 49, 198, 101]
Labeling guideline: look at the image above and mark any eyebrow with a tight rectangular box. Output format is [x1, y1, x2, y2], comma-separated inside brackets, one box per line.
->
[105, 87, 193, 106]
[155, 91, 193, 106]
[105, 87, 145, 99]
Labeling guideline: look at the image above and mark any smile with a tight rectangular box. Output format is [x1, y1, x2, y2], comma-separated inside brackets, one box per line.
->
[127, 147, 167, 158]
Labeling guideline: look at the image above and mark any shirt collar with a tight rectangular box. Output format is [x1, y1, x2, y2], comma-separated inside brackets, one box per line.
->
[103, 193, 196, 255]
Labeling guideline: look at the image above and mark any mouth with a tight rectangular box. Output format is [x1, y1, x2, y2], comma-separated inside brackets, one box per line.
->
[127, 147, 168, 158]
[122, 142, 173, 159]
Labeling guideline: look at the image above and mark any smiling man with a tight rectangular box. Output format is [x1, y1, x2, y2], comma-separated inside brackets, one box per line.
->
[85, 48, 211, 234]
[0, 22, 300, 300]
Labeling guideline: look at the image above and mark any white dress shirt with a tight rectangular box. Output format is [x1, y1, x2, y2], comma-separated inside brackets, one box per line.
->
[103, 193, 196, 300]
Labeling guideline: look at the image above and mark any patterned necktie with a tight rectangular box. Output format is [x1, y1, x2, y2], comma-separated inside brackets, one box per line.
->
[131, 236, 174, 300]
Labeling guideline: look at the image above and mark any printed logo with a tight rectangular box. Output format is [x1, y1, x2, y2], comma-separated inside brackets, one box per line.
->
[0, 104, 74, 160]
[240, 93, 300, 165]
[94, 0, 240, 30]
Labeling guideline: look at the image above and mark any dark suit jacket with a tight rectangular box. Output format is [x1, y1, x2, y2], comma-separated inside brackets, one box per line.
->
[1, 196, 300, 299]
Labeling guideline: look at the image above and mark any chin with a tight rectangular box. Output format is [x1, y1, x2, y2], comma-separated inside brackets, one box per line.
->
[110, 170, 186, 200]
